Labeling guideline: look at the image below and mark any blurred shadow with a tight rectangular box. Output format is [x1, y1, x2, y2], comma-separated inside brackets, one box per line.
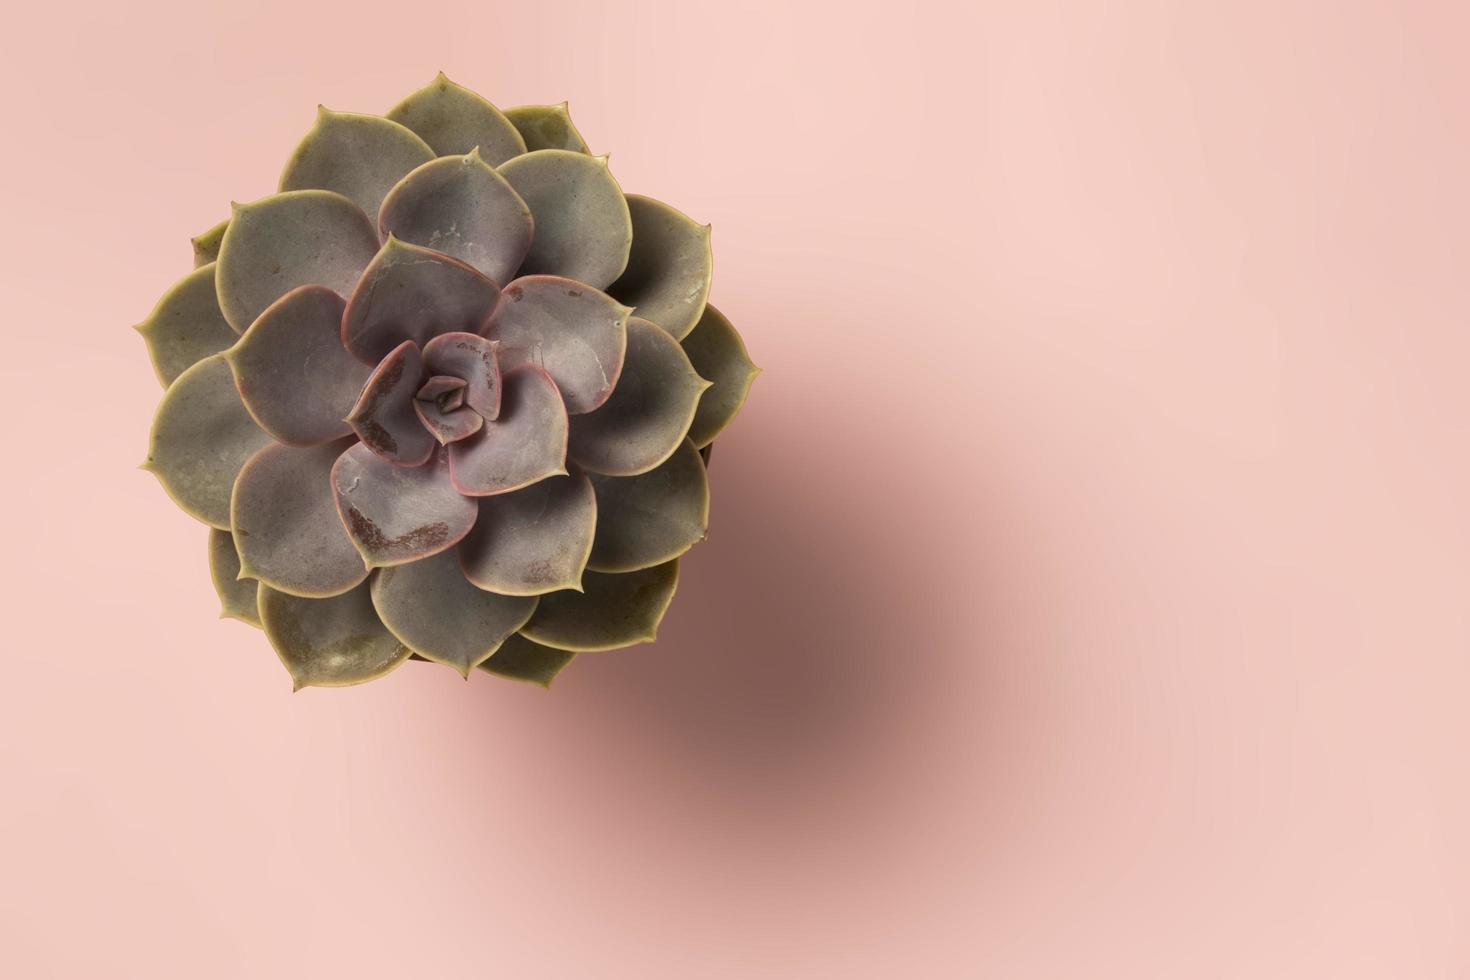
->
[555, 430, 964, 807]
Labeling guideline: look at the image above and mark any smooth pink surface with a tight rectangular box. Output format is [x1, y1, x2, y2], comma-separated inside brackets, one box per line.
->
[3, 2, 1470, 976]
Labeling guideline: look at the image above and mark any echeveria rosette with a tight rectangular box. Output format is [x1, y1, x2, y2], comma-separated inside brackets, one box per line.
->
[137, 75, 758, 691]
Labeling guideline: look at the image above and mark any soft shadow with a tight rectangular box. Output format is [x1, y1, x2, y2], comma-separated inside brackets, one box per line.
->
[554, 430, 964, 806]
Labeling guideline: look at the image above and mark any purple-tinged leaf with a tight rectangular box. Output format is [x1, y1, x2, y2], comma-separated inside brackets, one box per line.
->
[378, 150, 531, 286]
[413, 399, 483, 445]
[417, 376, 466, 404]
[492, 275, 631, 414]
[520, 561, 681, 652]
[448, 365, 568, 496]
[457, 470, 596, 596]
[225, 285, 370, 447]
[331, 443, 477, 568]
[568, 318, 710, 476]
[258, 579, 409, 690]
[346, 340, 434, 466]
[144, 353, 275, 529]
[422, 332, 500, 420]
[216, 190, 380, 334]
[498, 149, 632, 290]
[231, 437, 369, 598]
[279, 108, 435, 222]
[341, 236, 501, 365]
[370, 549, 538, 676]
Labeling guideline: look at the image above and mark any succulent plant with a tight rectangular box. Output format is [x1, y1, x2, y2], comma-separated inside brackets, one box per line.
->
[137, 75, 758, 690]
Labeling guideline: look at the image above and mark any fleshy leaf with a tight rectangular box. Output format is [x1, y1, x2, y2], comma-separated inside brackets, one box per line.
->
[224, 285, 369, 446]
[588, 438, 709, 572]
[477, 633, 577, 687]
[135, 263, 240, 387]
[520, 561, 680, 652]
[608, 194, 713, 340]
[680, 304, 759, 447]
[497, 150, 632, 290]
[370, 549, 538, 676]
[386, 73, 527, 165]
[422, 332, 501, 419]
[448, 365, 568, 495]
[418, 376, 465, 403]
[378, 150, 532, 286]
[413, 398, 483, 445]
[331, 443, 476, 568]
[209, 528, 261, 627]
[568, 318, 710, 476]
[342, 236, 500, 365]
[231, 437, 369, 598]
[504, 103, 590, 154]
[346, 341, 435, 466]
[492, 276, 631, 414]
[216, 190, 379, 333]
[258, 580, 409, 690]
[279, 107, 436, 222]
[144, 353, 274, 528]
[457, 470, 596, 595]
[192, 219, 228, 268]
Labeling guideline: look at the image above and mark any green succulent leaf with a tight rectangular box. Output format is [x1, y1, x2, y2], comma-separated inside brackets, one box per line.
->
[145, 353, 275, 529]
[231, 437, 370, 598]
[346, 340, 436, 467]
[492, 276, 631, 414]
[135, 263, 240, 387]
[498, 149, 632, 290]
[224, 285, 370, 447]
[279, 107, 436, 222]
[588, 438, 708, 572]
[379, 150, 532, 287]
[370, 549, 538, 677]
[209, 528, 261, 627]
[258, 579, 410, 690]
[503, 103, 590, 154]
[520, 561, 680, 652]
[216, 190, 380, 334]
[331, 443, 477, 569]
[191, 219, 229, 268]
[387, 72, 527, 165]
[448, 366, 569, 495]
[343, 236, 501, 365]
[477, 632, 577, 687]
[457, 470, 595, 596]
[679, 304, 759, 448]
[608, 194, 713, 341]
[568, 318, 710, 476]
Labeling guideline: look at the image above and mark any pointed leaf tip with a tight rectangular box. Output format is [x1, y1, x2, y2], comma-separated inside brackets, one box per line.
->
[520, 561, 681, 652]
[499, 150, 632, 290]
[680, 304, 758, 448]
[607, 194, 713, 341]
[387, 75, 526, 165]
[260, 580, 409, 689]
[568, 318, 705, 476]
[379, 152, 532, 285]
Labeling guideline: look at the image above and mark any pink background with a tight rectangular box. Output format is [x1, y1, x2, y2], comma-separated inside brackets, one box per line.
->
[3, 1, 1469, 975]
